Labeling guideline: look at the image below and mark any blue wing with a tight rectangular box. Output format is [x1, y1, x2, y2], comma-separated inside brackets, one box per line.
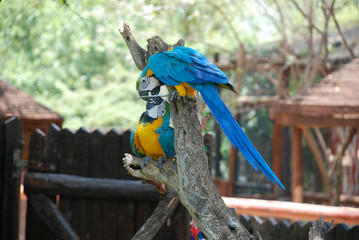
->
[158, 128, 176, 159]
[147, 46, 284, 188]
[130, 130, 146, 158]
[148, 46, 228, 86]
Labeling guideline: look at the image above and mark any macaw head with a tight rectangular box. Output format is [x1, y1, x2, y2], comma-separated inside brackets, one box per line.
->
[146, 97, 168, 119]
[136, 65, 167, 101]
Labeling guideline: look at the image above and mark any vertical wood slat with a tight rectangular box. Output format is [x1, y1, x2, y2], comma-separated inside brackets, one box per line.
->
[272, 122, 283, 194]
[1, 117, 23, 240]
[71, 127, 90, 240]
[41, 124, 61, 240]
[88, 130, 105, 240]
[103, 129, 121, 240]
[26, 129, 55, 240]
[292, 126, 303, 202]
[43, 124, 61, 172]
[58, 128, 76, 224]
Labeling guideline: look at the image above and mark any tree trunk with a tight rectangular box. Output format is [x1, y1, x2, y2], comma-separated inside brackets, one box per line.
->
[120, 22, 252, 240]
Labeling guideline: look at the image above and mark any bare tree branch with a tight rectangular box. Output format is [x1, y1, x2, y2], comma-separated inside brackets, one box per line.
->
[207, 0, 242, 48]
[330, 128, 357, 205]
[119, 22, 147, 70]
[323, 0, 355, 59]
[289, 0, 323, 34]
[120, 24, 252, 240]
[131, 188, 180, 240]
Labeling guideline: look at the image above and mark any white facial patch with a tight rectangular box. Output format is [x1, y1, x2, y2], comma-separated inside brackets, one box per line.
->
[147, 101, 166, 119]
[138, 76, 161, 92]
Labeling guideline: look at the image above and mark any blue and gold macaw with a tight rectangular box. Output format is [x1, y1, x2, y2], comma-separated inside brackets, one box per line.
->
[130, 97, 175, 169]
[137, 46, 285, 189]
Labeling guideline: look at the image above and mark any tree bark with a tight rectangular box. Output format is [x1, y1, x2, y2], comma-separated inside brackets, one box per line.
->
[120, 23, 252, 240]
[308, 217, 329, 240]
[131, 188, 180, 240]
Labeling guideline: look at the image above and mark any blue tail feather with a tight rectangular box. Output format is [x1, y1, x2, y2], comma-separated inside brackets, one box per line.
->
[197, 84, 285, 189]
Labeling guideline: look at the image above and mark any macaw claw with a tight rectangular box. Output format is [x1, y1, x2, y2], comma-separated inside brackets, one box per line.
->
[169, 90, 181, 102]
[157, 156, 166, 172]
[141, 156, 153, 170]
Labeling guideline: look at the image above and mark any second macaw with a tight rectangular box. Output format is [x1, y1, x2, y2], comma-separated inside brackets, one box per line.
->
[138, 46, 284, 189]
[130, 98, 175, 169]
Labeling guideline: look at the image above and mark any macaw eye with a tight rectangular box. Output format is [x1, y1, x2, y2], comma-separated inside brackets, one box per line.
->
[157, 102, 166, 117]
[139, 76, 150, 90]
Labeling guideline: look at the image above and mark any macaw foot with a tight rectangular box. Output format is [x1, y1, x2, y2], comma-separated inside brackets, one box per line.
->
[169, 90, 182, 102]
[141, 156, 153, 170]
[183, 95, 196, 103]
[169, 90, 196, 103]
[157, 156, 167, 172]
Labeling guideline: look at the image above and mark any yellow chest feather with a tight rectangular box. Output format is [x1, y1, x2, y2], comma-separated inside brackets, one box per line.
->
[136, 118, 166, 159]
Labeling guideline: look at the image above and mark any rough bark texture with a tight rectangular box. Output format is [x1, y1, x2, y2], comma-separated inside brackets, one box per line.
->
[131, 188, 180, 240]
[309, 217, 330, 240]
[120, 23, 252, 240]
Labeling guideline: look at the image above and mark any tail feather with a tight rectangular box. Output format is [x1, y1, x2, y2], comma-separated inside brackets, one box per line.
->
[199, 85, 285, 189]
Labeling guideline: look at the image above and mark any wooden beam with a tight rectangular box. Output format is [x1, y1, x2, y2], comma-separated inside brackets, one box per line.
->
[223, 197, 359, 225]
[24, 172, 160, 202]
[303, 191, 359, 206]
[29, 194, 79, 240]
[270, 112, 359, 127]
[272, 122, 283, 193]
[302, 128, 331, 189]
[292, 126, 303, 202]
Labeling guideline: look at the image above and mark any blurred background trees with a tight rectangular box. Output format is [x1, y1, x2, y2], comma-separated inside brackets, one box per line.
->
[1, 0, 358, 190]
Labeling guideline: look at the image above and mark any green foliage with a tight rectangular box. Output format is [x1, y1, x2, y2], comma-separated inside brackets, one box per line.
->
[0, 0, 279, 130]
[1, 1, 359, 186]
[2, 0, 358, 130]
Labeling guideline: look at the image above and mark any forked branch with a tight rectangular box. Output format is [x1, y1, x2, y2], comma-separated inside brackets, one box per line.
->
[120, 23, 252, 240]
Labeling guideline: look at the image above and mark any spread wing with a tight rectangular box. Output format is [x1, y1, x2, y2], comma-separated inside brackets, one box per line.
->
[148, 46, 228, 86]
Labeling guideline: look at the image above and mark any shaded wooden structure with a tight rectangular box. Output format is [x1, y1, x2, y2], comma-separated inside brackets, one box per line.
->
[0, 80, 63, 159]
[2, 118, 359, 240]
[0, 117, 24, 240]
[270, 59, 359, 203]
[24, 125, 189, 240]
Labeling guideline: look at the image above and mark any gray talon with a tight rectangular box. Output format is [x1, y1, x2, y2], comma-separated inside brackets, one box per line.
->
[141, 156, 153, 169]
[169, 90, 180, 102]
[158, 156, 166, 171]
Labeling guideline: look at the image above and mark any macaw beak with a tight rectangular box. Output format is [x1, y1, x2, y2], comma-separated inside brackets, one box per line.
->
[138, 85, 169, 100]
[140, 94, 170, 100]
[145, 97, 164, 107]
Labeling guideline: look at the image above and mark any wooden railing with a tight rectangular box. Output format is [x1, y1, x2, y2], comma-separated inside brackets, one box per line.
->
[224, 197, 359, 225]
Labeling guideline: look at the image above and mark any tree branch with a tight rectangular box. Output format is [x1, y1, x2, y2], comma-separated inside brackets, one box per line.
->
[309, 217, 330, 240]
[120, 23, 252, 240]
[119, 22, 147, 70]
[131, 188, 180, 240]
[330, 127, 357, 205]
[323, 0, 355, 59]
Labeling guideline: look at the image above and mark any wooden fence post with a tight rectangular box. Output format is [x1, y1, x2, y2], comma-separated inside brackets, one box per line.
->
[26, 128, 56, 240]
[0, 117, 24, 240]
[292, 126, 303, 202]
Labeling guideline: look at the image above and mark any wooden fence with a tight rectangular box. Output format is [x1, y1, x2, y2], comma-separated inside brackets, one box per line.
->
[0, 117, 23, 240]
[23, 124, 189, 240]
[239, 214, 359, 240]
[1, 117, 359, 240]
